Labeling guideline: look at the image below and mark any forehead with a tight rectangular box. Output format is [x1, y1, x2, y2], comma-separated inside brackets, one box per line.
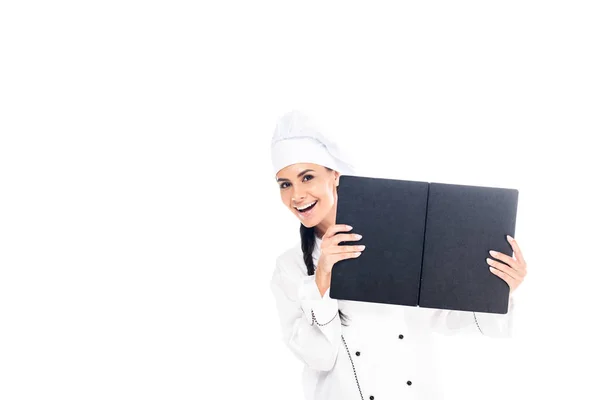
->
[276, 163, 324, 179]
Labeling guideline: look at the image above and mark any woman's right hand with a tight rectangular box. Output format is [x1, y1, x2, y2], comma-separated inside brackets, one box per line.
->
[315, 224, 364, 295]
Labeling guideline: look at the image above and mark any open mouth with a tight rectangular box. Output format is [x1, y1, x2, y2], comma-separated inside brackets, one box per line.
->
[295, 201, 318, 213]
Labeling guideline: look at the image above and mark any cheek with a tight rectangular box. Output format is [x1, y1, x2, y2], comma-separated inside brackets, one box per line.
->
[280, 191, 291, 206]
[315, 184, 335, 204]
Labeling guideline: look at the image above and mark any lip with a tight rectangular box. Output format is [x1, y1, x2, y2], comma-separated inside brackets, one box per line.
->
[294, 200, 318, 220]
[294, 201, 317, 211]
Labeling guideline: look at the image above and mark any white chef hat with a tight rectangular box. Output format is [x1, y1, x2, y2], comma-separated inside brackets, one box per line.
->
[271, 110, 355, 176]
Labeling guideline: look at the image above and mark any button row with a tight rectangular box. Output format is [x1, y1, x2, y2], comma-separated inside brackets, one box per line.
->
[355, 333, 405, 358]
[359, 334, 411, 400]
[369, 383, 413, 400]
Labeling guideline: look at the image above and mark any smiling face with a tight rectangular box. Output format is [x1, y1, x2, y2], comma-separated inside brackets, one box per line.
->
[276, 163, 340, 235]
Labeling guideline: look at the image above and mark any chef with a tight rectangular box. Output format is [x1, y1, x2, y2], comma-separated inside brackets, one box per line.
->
[269, 110, 527, 400]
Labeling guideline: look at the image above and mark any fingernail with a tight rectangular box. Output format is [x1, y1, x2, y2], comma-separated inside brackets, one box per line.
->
[356, 234, 363, 239]
[358, 245, 366, 250]
[507, 235, 513, 242]
[486, 258, 492, 264]
[489, 250, 497, 257]
[347, 225, 353, 230]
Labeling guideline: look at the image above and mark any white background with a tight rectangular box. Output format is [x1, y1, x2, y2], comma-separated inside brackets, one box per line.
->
[1, 1, 599, 399]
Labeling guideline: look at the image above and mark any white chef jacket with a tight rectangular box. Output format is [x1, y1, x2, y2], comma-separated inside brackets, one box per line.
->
[270, 235, 515, 400]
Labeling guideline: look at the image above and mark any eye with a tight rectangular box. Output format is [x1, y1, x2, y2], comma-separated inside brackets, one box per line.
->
[280, 182, 290, 189]
[303, 174, 314, 182]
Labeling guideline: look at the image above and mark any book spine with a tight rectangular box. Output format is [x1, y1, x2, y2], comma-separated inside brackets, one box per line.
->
[416, 183, 430, 306]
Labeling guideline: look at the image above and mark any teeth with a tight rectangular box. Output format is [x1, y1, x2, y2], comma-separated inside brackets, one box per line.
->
[296, 201, 316, 211]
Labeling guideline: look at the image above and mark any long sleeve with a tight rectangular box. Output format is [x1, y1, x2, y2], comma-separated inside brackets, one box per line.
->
[427, 295, 516, 338]
[270, 260, 342, 371]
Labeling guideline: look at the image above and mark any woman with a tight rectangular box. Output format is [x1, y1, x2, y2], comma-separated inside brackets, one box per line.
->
[269, 110, 527, 400]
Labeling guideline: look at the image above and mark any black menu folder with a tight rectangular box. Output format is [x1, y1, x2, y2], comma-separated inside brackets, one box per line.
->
[329, 175, 519, 314]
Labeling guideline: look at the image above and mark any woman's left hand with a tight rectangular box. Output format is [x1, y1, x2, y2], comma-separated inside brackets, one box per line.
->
[486, 235, 527, 293]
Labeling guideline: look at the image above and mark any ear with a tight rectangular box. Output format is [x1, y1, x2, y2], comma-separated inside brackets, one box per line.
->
[334, 171, 341, 187]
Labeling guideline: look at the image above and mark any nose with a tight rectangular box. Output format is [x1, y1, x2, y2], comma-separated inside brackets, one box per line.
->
[292, 186, 306, 204]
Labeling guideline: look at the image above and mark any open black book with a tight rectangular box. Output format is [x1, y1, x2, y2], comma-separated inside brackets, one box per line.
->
[329, 175, 519, 314]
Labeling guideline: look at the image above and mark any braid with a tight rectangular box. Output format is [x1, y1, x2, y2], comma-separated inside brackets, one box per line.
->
[301, 224, 317, 276]
[300, 223, 349, 326]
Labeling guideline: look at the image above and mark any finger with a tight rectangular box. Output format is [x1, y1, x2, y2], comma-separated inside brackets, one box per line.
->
[488, 250, 519, 272]
[331, 233, 362, 246]
[489, 265, 517, 288]
[507, 235, 527, 267]
[486, 258, 522, 279]
[324, 224, 353, 239]
[328, 244, 365, 255]
[333, 252, 362, 264]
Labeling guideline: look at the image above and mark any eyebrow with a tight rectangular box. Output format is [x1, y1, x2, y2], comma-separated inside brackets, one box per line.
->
[276, 169, 315, 182]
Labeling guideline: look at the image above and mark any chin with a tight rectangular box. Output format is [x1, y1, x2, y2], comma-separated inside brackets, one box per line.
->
[290, 202, 327, 228]
[294, 214, 321, 229]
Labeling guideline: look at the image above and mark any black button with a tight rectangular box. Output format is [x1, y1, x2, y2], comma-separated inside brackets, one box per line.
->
[369, 396, 374, 400]
[407, 381, 412, 386]
[355, 351, 360, 356]
[398, 334, 404, 339]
